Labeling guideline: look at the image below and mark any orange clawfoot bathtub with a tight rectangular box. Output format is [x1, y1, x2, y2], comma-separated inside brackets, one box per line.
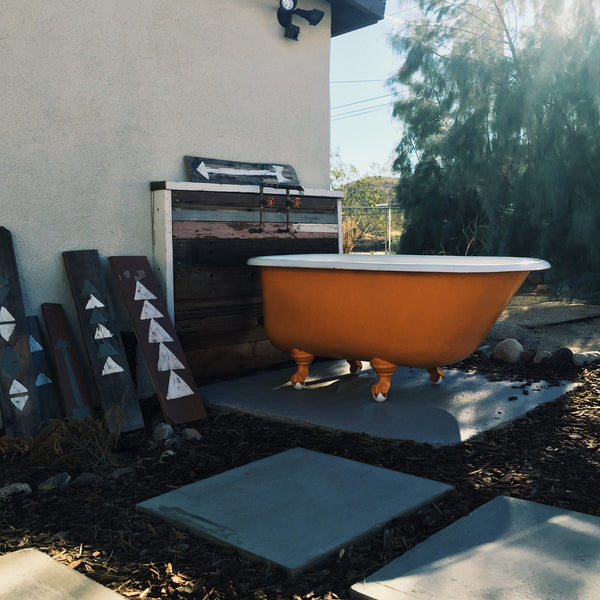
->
[247, 254, 550, 401]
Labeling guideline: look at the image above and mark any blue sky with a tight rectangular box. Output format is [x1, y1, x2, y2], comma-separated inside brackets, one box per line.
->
[329, 1, 414, 177]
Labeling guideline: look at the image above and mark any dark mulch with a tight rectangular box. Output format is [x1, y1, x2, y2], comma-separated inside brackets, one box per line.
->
[1, 358, 599, 600]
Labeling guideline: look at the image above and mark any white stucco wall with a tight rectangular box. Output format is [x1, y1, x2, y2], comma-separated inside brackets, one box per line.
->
[1, 0, 331, 317]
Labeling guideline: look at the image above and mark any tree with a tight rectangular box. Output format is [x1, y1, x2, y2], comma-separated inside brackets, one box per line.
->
[330, 151, 400, 252]
[390, 0, 600, 290]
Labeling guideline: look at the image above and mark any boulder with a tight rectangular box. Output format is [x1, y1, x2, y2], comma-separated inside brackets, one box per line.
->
[573, 351, 600, 367]
[493, 338, 524, 363]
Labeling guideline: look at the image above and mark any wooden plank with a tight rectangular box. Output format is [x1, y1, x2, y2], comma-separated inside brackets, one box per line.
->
[172, 190, 338, 212]
[171, 209, 339, 226]
[41, 303, 95, 420]
[184, 156, 302, 189]
[173, 266, 262, 305]
[172, 221, 338, 241]
[175, 302, 266, 351]
[26, 316, 63, 425]
[0, 227, 42, 437]
[173, 237, 339, 269]
[63, 250, 144, 433]
[109, 256, 206, 425]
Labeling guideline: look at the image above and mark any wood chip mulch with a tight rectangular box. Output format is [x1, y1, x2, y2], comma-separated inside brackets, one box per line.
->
[1, 358, 599, 600]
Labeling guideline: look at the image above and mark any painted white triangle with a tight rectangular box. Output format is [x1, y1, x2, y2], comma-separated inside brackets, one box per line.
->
[134, 281, 157, 301]
[85, 294, 105, 309]
[0, 322, 16, 342]
[0, 306, 15, 323]
[148, 319, 173, 344]
[10, 395, 28, 411]
[9, 380, 28, 395]
[166, 370, 194, 400]
[140, 300, 164, 320]
[29, 334, 44, 353]
[157, 343, 185, 372]
[101, 356, 125, 376]
[94, 323, 114, 340]
[35, 372, 53, 386]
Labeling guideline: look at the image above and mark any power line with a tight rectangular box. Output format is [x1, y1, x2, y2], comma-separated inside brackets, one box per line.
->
[331, 93, 397, 111]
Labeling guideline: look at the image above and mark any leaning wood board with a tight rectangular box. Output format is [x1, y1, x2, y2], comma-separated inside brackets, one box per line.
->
[109, 256, 206, 424]
[41, 303, 95, 420]
[0, 227, 41, 437]
[63, 250, 144, 433]
[26, 315, 63, 425]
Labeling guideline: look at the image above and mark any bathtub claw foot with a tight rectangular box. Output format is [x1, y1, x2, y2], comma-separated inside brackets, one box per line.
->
[370, 358, 398, 402]
[290, 349, 314, 389]
[427, 366, 444, 384]
[347, 359, 363, 374]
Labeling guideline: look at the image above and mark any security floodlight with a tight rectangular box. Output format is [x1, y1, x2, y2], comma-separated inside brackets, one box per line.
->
[277, 0, 325, 41]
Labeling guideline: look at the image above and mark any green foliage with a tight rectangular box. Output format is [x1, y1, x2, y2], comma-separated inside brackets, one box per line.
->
[390, 0, 600, 292]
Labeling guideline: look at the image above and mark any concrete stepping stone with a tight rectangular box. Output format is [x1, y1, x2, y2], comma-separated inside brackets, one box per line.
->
[137, 447, 453, 577]
[0, 548, 124, 599]
[351, 495, 600, 600]
[199, 360, 576, 445]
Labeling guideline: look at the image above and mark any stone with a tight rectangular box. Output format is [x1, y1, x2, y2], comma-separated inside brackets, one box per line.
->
[493, 338, 524, 363]
[549, 347, 574, 366]
[0, 483, 32, 500]
[534, 349, 552, 363]
[573, 351, 600, 367]
[153, 422, 175, 442]
[38, 472, 71, 492]
[182, 427, 203, 441]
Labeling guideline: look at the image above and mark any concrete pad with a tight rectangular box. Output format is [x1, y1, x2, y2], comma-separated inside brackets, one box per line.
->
[0, 548, 124, 599]
[199, 361, 576, 445]
[136, 447, 452, 577]
[351, 495, 600, 600]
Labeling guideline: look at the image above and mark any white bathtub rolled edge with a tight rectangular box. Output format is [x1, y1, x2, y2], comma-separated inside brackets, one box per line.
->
[247, 253, 551, 273]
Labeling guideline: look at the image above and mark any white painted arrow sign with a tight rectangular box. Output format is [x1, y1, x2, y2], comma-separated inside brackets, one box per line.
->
[196, 161, 290, 184]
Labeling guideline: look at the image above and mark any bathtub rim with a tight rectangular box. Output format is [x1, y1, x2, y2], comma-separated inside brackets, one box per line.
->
[247, 253, 551, 273]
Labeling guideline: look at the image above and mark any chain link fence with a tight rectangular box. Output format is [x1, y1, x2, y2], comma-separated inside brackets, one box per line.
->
[341, 205, 404, 253]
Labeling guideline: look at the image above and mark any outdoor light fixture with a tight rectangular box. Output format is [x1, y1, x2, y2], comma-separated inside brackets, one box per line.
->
[277, 0, 325, 40]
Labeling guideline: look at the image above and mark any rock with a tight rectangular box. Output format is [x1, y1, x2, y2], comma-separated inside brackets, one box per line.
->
[493, 338, 524, 363]
[549, 347, 574, 366]
[0, 483, 32, 500]
[38, 472, 71, 492]
[153, 422, 176, 442]
[534, 349, 552, 363]
[573, 351, 600, 367]
[182, 428, 203, 441]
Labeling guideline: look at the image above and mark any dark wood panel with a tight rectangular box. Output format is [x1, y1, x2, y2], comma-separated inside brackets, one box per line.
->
[109, 256, 206, 425]
[175, 302, 265, 351]
[63, 250, 144, 433]
[174, 266, 261, 305]
[42, 303, 95, 421]
[0, 227, 41, 437]
[174, 237, 339, 269]
[172, 190, 338, 212]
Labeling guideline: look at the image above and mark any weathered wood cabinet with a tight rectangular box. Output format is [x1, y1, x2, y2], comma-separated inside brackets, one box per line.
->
[151, 182, 342, 383]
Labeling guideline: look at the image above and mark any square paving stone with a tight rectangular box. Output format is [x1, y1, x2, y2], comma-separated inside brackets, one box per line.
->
[351, 495, 600, 600]
[199, 360, 576, 445]
[0, 548, 124, 599]
[137, 447, 453, 577]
